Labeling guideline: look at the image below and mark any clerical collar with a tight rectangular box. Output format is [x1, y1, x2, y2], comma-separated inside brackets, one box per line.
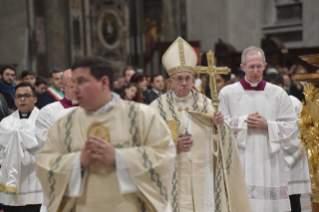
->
[19, 111, 31, 119]
[240, 77, 266, 91]
[172, 90, 192, 103]
[85, 92, 120, 115]
[59, 96, 79, 109]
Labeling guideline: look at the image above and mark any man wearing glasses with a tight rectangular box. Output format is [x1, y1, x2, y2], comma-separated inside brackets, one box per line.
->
[151, 37, 250, 212]
[0, 82, 43, 212]
[219, 46, 298, 212]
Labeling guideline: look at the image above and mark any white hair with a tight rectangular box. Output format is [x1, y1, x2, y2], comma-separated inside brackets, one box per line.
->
[241, 46, 266, 65]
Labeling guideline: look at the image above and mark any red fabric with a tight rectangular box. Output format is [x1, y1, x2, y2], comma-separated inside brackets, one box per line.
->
[192, 47, 200, 64]
[239, 78, 266, 91]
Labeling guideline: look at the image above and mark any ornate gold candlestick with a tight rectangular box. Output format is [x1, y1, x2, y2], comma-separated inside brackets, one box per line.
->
[293, 54, 319, 212]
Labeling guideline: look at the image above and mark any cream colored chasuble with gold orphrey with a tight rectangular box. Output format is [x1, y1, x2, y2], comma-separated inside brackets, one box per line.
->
[150, 89, 251, 212]
[36, 99, 175, 212]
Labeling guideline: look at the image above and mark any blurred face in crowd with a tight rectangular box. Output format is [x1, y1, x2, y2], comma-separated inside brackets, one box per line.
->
[2, 68, 15, 84]
[22, 75, 36, 86]
[50, 72, 63, 90]
[113, 81, 119, 89]
[14, 86, 37, 114]
[152, 75, 164, 91]
[125, 86, 137, 100]
[35, 83, 47, 94]
[72, 67, 110, 111]
[216, 74, 230, 93]
[283, 75, 291, 88]
[168, 72, 194, 97]
[138, 77, 148, 92]
[296, 68, 307, 75]
[201, 76, 208, 87]
[61, 69, 77, 101]
[124, 69, 135, 84]
[240, 52, 267, 84]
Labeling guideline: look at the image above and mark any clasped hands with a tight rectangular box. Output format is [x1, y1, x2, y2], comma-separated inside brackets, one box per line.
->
[80, 135, 116, 168]
[245, 112, 268, 129]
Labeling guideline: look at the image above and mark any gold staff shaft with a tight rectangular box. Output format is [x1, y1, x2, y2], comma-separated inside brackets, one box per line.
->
[196, 51, 232, 212]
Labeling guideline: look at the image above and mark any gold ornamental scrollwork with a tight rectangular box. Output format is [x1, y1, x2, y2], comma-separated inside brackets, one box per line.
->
[298, 83, 319, 196]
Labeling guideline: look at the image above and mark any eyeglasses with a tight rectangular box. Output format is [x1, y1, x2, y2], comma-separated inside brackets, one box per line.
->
[171, 76, 193, 84]
[246, 64, 264, 71]
[15, 94, 33, 99]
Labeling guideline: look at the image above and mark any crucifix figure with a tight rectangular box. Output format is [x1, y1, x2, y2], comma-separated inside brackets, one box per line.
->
[196, 50, 232, 211]
[181, 128, 192, 138]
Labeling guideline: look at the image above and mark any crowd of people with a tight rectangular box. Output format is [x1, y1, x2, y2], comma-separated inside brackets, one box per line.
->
[0, 59, 310, 116]
[0, 36, 314, 212]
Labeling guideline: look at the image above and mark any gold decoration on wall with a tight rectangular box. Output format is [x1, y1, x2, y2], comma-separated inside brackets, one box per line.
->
[298, 83, 319, 203]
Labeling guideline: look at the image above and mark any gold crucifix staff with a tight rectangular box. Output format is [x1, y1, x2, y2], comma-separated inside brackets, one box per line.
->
[196, 50, 232, 211]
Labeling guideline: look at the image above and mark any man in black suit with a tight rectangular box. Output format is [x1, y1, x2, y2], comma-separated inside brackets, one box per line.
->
[37, 68, 63, 109]
[0, 92, 10, 121]
[144, 74, 165, 104]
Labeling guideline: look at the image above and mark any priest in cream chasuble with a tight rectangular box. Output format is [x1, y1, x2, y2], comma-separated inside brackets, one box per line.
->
[36, 56, 176, 212]
[150, 37, 251, 212]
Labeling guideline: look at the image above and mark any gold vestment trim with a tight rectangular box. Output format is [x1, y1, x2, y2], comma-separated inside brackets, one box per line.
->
[167, 66, 195, 76]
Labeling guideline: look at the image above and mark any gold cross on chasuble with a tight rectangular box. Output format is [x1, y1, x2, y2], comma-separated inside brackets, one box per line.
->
[196, 50, 230, 111]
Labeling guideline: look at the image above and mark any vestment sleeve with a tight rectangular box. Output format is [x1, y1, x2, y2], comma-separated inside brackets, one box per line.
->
[267, 90, 298, 153]
[219, 90, 248, 149]
[119, 106, 175, 212]
[35, 107, 55, 149]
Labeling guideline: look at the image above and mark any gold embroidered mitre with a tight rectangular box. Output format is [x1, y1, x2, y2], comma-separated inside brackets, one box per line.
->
[162, 37, 198, 76]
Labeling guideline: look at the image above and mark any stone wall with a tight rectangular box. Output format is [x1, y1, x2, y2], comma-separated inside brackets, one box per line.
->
[0, 1, 28, 75]
[186, 0, 319, 52]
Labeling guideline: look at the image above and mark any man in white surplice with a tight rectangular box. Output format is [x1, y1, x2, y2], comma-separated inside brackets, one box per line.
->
[35, 69, 78, 212]
[36, 69, 78, 149]
[264, 73, 311, 212]
[219, 46, 298, 212]
[0, 82, 43, 212]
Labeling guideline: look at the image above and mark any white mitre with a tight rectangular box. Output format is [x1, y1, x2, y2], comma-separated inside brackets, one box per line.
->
[162, 37, 198, 76]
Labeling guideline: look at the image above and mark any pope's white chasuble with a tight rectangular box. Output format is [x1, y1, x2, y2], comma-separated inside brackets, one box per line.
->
[0, 108, 43, 206]
[36, 99, 175, 212]
[219, 79, 298, 212]
[150, 89, 251, 212]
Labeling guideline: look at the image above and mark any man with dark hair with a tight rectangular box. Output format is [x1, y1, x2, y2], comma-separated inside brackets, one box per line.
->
[114, 66, 135, 94]
[0, 65, 16, 111]
[21, 70, 36, 86]
[34, 77, 47, 94]
[144, 74, 165, 103]
[37, 68, 64, 109]
[34, 77, 47, 109]
[264, 73, 311, 212]
[0, 82, 43, 212]
[205, 73, 231, 98]
[36, 56, 175, 211]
